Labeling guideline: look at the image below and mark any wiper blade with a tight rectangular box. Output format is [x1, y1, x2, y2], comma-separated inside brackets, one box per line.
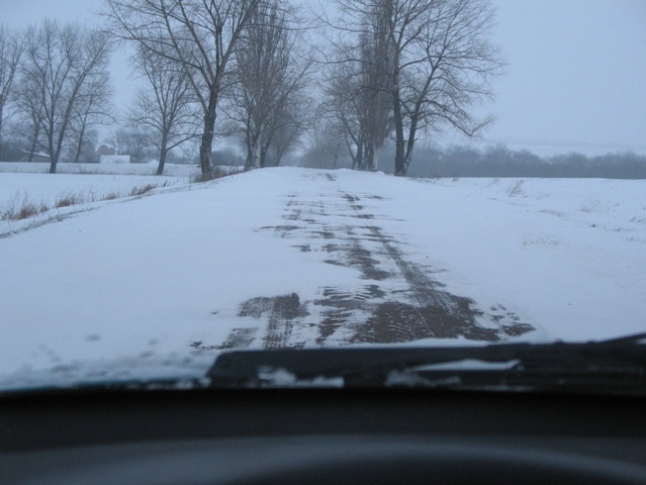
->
[207, 337, 646, 394]
[599, 332, 646, 345]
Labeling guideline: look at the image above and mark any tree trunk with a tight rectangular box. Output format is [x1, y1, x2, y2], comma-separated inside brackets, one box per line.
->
[260, 143, 269, 168]
[49, 133, 63, 174]
[49, 146, 59, 173]
[199, 91, 217, 175]
[157, 149, 167, 175]
[261, 133, 273, 167]
[370, 145, 380, 172]
[252, 130, 263, 168]
[49, 133, 58, 174]
[259, 148, 266, 168]
[244, 127, 253, 169]
[157, 132, 168, 175]
[355, 139, 364, 170]
[401, 114, 419, 176]
[27, 123, 40, 163]
[393, 85, 406, 176]
[199, 126, 214, 174]
[72, 124, 87, 164]
[0, 97, 4, 144]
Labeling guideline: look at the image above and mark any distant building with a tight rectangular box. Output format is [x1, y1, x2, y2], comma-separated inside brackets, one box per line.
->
[21, 150, 51, 163]
[96, 145, 115, 156]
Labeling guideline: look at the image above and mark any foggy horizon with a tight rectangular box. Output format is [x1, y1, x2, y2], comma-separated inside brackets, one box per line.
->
[2, 0, 645, 157]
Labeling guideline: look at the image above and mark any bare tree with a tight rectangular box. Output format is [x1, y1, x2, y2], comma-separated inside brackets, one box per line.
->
[108, 127, 155, 162]
[323, 6, 392, 172]
[72, 128, 100, 163]
[263, 91, 309, 166]
[299, 122, 346, 169]
[17, 21, 112, 173]
[11, 38, 46, 162]
[0, 25, 26, 155]
[227, 0, 308, 169]
[69, 62, 114, 163]
[12, 88, 45, 162]
[334, 0, 502, 176]
[104, 0, 262, 176]
[356, 4, 393, 171]
[324, 59, 365, 169]
[129, 44, 198, 175]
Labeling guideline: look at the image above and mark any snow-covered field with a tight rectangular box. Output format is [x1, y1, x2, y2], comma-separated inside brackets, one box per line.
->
[0, 167, 644, 390]
[0, 161, 198, 177]
[0, 162, 193, 237]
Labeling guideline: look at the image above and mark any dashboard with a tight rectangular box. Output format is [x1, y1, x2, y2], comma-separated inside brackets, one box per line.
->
[2, 387, 646, 483]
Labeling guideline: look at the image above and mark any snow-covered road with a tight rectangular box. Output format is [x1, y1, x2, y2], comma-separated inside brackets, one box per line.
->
[1, 168, 644, 389]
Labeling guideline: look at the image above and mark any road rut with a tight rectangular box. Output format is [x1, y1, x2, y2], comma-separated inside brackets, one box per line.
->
[210, 172, 534, 351]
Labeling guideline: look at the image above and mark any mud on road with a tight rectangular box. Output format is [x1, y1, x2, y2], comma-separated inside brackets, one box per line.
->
[200, 172, 534, 352]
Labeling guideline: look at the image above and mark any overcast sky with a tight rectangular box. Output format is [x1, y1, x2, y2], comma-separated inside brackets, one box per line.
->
[2, 0, 645, 156]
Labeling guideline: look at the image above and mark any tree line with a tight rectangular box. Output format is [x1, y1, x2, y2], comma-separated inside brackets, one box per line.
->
[0, 22, 112, 173]
[406, 144, 646, 179]
[1, 0, 503, 176]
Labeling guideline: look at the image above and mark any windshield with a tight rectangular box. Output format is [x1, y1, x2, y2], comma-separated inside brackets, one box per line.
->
[0, 0, 644, 393]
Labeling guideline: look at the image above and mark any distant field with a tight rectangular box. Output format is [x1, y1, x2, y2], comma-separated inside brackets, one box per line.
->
[0, 161, 198, 177]
[1, 173, 188, 210]
[0, 163, 195, 233]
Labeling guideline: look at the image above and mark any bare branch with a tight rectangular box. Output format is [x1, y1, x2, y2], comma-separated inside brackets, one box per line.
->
[14, 21, 113, 172]
[128, 42, 199, 174]
[102, 0, 262, 174]
[0, 25, 26, 155]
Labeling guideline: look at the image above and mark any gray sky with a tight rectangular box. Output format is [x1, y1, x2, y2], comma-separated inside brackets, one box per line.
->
[485, 0, 646, 155]
[2, 0, 645, 156]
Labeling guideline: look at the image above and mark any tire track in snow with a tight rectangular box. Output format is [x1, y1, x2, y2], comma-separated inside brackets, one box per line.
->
[218, 171, 533, 351]
[238, 293, 308, 350]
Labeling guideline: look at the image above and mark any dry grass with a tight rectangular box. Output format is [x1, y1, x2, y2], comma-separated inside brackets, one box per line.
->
[55, 192, 85, 208]
[130, 183, 157, 196]
[16, 201, 44, 220]
[2, 180, 166, 224]
[102, 191, 120, 201]
[1, 194, 49, 221]
[507, 180, 525, 197]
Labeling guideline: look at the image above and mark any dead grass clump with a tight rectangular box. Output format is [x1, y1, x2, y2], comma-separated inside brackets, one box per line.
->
[55, 192, 84, 208]
[102, 191, 120, 201]
[507, 180, 525, 197]
[1, 193, 49, 221]
[16, 201, 41, 220]
[130, 184, 157, 196]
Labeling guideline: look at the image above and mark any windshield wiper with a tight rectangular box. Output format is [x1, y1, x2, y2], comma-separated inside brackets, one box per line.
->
[206, 334, 646, 394]
[599, 332, 646, 345]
